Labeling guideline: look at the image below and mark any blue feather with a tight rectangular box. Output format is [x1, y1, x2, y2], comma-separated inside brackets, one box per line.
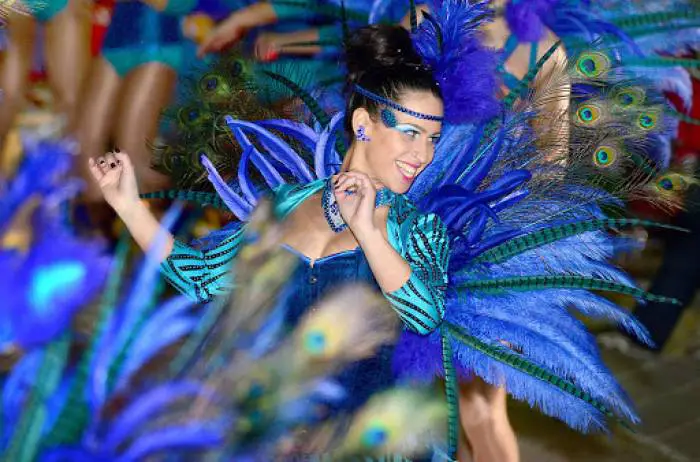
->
[104, 382, 218, 451]
[238, 145, 262, 204]
[200, 155, 254, 219]
[314, 112, 345, 178]
[225, 116, 315, 183]
[228, 124, 286, 190]
[116, 425, 224, 462]
[115, 296, 196, 392]
[258, 119, 320, 153]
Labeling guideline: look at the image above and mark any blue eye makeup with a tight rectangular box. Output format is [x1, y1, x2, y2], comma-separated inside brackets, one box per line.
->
[381, 107, 440, 144]
[394, 124, 421, 139]
[380, 108, 397, 128]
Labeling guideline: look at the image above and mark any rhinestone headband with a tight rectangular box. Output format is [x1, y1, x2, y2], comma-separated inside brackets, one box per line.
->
[353, 84, 444, 122]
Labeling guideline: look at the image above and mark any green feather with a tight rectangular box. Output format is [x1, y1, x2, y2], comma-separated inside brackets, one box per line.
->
[503, 41, 562, 109]
[623, 57, 700, 68]
[475, 218, 687, 264]
[261, 70, 347, 156]
[140, 190, 230, 210]
[170, 279, 237, 377]
[611, 8, 700, 29]
[2, 334, 71, 462]
[282, 40, 343, 49]
[440, 327, 459, 460]
[261, 70, 330, 126]
[340, 0, 350, 45]
[42, 233, 131, 446]
[667, 107, 700, 125]
[444, 321, 632, 430]
[622, 23, 700, 39]
[409, 0, 417, 33]
[106, 278, 166, 392]
[457, 275, 681, 305]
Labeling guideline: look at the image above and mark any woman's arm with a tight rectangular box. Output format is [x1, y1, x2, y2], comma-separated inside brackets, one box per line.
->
[335, 172, 449, 335]
[89, 152, 242, 302]
[88, 152, 174, 261]
[197, 2, 278, 57]
[254, 28, 323, 60]
[358, 213, 449, 335]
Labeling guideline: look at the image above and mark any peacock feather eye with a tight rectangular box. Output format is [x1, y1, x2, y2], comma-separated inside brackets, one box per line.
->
[593, 145, 617, 168]
[380, 108, 397, 128]
[637, 111, 658, 130]
[177, 106, 209, 128]
[575, 51, 611, 79]
[658, 177, 674, 191]
[655, 173, 689, 192]
[361, 424, 388, 448]
[575, 103, 602, 126]
[303, 329, 326, 355]
[29, 262, 86, 312]
[613, 86, 645, 108]
[199, 73, 231, 98]
[230, 60, 244, 77]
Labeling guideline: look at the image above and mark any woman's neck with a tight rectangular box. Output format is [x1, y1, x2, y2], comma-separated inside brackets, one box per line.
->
[340, 145, 381, 187]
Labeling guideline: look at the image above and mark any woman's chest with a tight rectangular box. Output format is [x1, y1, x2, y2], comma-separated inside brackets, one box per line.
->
[279, 195, 390, 264]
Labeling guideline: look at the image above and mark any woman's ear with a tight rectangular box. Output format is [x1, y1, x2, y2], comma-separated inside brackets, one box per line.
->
[351, 107, 374, 137]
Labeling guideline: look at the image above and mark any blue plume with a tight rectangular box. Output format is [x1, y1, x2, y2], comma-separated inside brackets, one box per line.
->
[314, 111, 344, 178]
[200, 154, 254, 219]
[412, 0, 501, 124]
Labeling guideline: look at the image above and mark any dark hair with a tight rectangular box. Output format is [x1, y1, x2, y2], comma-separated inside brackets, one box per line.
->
[344, 25, 442, 138]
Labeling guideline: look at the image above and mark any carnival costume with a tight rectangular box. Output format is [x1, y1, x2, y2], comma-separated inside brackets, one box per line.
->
[1, 0, 700, 460]
[141, 0, 700, 457]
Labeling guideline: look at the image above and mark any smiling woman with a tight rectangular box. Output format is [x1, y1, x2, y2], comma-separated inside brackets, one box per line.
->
[89, 25, 450, 459]
[85, 0, 683, 458]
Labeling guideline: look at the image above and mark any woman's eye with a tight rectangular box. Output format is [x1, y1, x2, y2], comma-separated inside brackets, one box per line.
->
[402, 129, 420, 139]
[430, 136, 441, 145]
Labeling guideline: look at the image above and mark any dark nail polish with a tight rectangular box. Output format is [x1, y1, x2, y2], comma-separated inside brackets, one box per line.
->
[110, 162, 116, 168]
[116, 160, 121, 165]
[115, 148, 120, 153]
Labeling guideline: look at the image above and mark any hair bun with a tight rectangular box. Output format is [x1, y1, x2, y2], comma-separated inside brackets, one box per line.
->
[345, 25, 423, 86]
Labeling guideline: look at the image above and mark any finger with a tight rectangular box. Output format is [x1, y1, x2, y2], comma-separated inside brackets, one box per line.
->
[197, 35, 217, 57]
[114, 151, 133, 172]
[88, 158, 105, 182]
[99, 167, 122, 188]
[95, 156, 110, 175]
[343, 171, 375, 190]
[104, 152, 119, 169]
[335, 177, 357, 194]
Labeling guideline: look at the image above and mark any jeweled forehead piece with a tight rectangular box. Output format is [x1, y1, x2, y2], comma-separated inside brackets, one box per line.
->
[353, 84, 444, 122]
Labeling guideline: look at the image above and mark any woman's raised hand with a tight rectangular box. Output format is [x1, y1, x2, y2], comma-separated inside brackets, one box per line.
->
[88, 151, 140, 213]
[334, 171, 380, 241]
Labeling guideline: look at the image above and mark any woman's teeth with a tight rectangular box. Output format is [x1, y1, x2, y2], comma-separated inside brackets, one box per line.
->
[396, 160, 417, 178]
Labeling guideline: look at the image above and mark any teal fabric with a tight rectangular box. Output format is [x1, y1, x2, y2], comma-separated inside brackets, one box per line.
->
[101, 0, 197, 76]
[161, 179, 449, 335]
[162, 0, 198, 15]
[102, 44, 194, 77]
[28, 0, 68, 22]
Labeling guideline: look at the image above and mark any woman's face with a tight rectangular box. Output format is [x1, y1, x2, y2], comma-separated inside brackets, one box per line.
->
[354, 90, 443, 194]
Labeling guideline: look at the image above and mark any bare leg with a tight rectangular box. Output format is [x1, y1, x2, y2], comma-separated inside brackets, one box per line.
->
[458, 378, 519, 462]
[44, 0, 93, 134]
[0, 13, 36, 151]
[113, 62, 176, 193]
[75, 57, 122, 201]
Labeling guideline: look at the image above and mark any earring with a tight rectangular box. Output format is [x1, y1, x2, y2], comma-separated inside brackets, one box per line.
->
[356, 125, 371, 142]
